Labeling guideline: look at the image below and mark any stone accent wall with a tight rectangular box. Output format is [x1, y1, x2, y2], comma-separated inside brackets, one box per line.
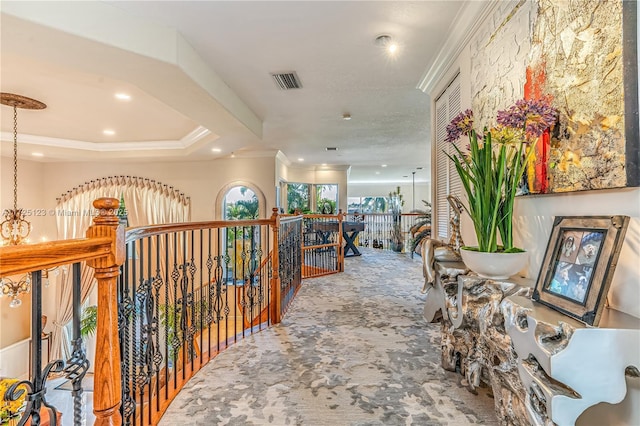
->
[470, 0, 537, 128]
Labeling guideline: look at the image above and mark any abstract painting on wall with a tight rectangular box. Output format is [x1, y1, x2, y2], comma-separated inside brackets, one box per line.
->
[524, 0, 639, 194]
[471, 0, 639, 195]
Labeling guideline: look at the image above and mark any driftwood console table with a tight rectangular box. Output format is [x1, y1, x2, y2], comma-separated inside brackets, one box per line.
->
[504, 296, 640, 426]
[425, 255, 639, 425]
[424, 257, 534, 425]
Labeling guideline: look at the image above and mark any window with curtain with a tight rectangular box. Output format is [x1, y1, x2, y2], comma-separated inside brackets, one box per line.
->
[434, 73, 464, 240]
[50, 176, 191, 361]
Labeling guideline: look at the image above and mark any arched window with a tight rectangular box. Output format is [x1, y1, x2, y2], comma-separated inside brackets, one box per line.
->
[222, 186, 261, 283]
[223, 186, 259, 220]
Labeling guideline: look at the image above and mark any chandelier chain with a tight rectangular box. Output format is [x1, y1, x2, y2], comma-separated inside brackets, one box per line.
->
[13, 105, 18, 212]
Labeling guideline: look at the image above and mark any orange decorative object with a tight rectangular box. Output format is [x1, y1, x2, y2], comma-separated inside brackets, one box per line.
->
[524, 64, 552, 193]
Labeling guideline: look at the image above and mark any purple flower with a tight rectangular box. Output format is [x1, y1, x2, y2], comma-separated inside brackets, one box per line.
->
[496, 97, 557, 138]
[445, 109, 473, 143]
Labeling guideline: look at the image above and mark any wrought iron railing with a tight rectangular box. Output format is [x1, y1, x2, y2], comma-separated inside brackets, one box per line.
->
[0, 201, 338, 426]
[277, 216, 303, 314]
[300, 214, 344, 278]
[118, 211, 292, 425]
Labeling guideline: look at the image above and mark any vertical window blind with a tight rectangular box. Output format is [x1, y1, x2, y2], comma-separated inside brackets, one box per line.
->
[434, 74, 463, 240]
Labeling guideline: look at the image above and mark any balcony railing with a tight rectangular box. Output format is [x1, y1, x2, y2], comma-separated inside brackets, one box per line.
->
[345, 213, 421, 252]
[0, 203, 427, 425]
[0, 199, 347, 426]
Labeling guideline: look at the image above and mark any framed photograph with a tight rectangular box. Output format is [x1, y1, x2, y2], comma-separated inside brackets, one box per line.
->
[533, 216, 630, 326]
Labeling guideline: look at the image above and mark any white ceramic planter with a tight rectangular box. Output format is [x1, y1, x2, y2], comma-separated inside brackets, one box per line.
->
[460, 248, 529, 280]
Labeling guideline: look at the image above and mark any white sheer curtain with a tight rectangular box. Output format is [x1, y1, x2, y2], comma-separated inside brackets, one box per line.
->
[50, 176, 190, 360]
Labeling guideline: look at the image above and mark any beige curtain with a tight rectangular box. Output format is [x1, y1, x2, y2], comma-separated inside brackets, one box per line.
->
[50, 176, 190, 360]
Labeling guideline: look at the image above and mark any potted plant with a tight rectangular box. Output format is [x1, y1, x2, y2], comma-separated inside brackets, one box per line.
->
[388, 187, 404, 252]
[445, 97, 557, 278]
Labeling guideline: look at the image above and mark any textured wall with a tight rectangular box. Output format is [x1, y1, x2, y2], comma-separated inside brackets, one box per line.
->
[470, 0, 536, 128]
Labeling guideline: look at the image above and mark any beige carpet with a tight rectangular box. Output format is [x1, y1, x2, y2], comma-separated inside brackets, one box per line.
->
[159, 248, 498, 425]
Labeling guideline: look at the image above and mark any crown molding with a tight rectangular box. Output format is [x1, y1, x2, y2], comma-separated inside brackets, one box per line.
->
[0, 126, 212, 152]
[417, 0, 499, 95]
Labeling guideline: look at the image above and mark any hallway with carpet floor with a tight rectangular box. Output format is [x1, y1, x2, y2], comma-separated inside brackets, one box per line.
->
[158, 248, 498, 425]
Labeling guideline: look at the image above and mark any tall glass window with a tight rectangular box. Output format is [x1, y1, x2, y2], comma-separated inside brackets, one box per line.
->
[316, 184, 338, 214]
[287, 183, 310, 213]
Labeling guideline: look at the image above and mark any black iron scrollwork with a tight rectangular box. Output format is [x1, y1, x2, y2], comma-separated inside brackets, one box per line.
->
[5, 360, 64, 426]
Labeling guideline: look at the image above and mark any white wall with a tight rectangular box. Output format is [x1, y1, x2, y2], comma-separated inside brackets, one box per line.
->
[427, 2, 639, 424]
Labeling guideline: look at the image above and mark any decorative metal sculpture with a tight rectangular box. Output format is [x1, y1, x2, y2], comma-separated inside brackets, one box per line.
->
[447, 195, 465, 253]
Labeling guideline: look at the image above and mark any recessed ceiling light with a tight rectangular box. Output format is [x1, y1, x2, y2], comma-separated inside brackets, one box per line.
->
[103, 129, 115, 136]
[375, 171, 380, 175]
[381, 164, 387, 168]
[342, 113, 351, 121]
[115, 93, 131, 101]
[32, 152, 44, 157]
[321, 163, 327, 166]
[230, 152, 236, 158]
[298, 158, 304, 162]
[212, 148, 222, 153]
[375, 34, 398, 55]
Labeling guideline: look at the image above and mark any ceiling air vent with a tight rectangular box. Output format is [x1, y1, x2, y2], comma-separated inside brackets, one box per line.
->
[270, 71, 302, 90]
[326, 147, 338, 151]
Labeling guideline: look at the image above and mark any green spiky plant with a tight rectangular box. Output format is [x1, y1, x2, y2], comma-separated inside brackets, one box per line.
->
[81, 305, 98, 338]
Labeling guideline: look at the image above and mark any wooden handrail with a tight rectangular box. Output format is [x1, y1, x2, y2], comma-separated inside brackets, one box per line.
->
[0, 237, 112, 277]
[125, 218, 276, 244]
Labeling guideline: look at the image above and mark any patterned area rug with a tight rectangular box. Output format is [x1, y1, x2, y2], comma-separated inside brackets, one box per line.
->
[160, 249, 498, 425]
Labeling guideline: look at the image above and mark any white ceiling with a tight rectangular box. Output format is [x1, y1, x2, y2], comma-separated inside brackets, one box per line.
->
[0, 1, 468, 184]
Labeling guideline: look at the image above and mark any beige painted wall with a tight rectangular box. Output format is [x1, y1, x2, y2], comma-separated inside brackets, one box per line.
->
[40, 156, 278, 222]
[277, 163, 349, 212]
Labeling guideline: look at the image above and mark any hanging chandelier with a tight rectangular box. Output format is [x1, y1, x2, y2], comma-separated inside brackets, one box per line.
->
[0, 93, 46, 307]
[1, 274, 31, 308]
[0, 93, 46, 245]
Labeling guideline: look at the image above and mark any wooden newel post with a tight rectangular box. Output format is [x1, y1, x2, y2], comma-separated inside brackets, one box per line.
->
[270, 207, 282, 324]
[86, 198, 125, 426]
